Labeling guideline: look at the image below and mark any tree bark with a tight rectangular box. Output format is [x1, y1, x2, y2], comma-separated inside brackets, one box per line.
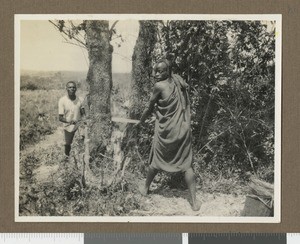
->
[130, 21, 158, 119]
[85, 20, 113, 154]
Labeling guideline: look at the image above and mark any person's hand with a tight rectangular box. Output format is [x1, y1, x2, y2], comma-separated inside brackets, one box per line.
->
[145, 116, 156, 124]
[133, 121, 142, 129]
[70, 120, 77, 125]
[82, 118, 91, 126]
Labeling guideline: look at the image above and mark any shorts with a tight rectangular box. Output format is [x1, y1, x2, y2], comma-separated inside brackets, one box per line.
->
[64, 129, 76, 145]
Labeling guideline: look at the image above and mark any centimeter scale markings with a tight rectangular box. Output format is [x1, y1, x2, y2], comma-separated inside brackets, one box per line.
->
[0, 233, 83, 244]
[0, 233, 300, 243]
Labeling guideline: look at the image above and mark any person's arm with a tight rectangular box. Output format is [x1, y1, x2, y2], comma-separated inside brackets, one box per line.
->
[80, 107, 86, 117]
[139, 83, 161, 125]
[59, 114, 75, 124]
[58, 98, 67, 123]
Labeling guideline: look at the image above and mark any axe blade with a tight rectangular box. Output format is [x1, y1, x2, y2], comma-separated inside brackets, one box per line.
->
[111, 117, 140, 124]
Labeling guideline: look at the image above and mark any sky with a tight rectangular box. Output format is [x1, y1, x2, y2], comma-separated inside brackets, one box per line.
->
[20, 20, 139, 73]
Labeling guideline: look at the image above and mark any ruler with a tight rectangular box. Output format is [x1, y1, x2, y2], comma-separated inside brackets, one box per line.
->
[0, 233, 299, 243]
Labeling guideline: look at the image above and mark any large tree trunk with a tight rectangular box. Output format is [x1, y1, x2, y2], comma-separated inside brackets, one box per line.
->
[85, 20, 113, 155]
[130, 21, 158, 119]
[121, 21, 158, 175]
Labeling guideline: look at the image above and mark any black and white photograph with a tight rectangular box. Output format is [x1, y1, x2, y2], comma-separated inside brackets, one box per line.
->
[15, 14, 281, 222]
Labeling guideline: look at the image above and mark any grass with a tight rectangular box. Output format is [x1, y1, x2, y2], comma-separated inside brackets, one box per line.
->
[19, 138, 142, 216]
[20, 89, 65, 149]
[19, 71, 129, 150]
[18, 71, 261, 216]
[20, 89, 87, 150]
[19, 71, 143, 216]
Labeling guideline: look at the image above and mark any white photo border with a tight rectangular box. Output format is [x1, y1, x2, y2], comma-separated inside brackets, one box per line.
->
[15, 14, 282, 223]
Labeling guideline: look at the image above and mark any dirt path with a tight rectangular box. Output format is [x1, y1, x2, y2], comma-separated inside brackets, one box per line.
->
[21, 127, 64, 183]
[22, 127, 64, 154]
[129, 178, 245, 216]
[134, 190, 245, 216]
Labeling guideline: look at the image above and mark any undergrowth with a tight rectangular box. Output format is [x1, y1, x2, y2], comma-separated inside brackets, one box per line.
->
[19, 139, 142, 216]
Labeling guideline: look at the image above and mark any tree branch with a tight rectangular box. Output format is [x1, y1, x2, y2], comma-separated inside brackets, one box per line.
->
[49, 20, 87, 48]
[62, 41, 86, 49]
[197, 127, 232, 154]
[109, 20, 119, 40]
[113, 52, 132, 61]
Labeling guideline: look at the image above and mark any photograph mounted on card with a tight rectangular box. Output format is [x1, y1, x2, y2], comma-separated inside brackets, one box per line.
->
[14, 14, 281, 222]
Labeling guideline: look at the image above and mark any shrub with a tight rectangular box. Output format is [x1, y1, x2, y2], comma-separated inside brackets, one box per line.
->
[20, 82, 38, 91]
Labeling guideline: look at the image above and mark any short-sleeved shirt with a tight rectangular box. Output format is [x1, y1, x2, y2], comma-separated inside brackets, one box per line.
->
[58, 95, 84, 132]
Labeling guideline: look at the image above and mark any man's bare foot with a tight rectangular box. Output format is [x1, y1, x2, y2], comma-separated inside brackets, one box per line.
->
[139, 185, 148, 196]
[190, 199, 201, 211]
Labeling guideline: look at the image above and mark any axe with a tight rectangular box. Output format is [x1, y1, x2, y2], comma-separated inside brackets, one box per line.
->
[111, 117, 140, 124]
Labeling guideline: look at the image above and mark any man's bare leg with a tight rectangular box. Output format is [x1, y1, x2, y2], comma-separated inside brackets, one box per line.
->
[65, 144, 71, 157]
[184, 167, 201, 211]
[64, 130, 75, 157]
[139, 166, 158, 196]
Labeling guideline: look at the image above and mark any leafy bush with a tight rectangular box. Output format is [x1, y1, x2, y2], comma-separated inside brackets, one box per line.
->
[130, 20, 275, 178]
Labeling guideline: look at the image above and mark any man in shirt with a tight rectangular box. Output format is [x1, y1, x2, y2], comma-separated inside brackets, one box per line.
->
[58, 81, 85, 157]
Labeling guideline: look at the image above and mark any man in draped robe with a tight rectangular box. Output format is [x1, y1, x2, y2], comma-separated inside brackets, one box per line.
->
[137, 59, 201, 211]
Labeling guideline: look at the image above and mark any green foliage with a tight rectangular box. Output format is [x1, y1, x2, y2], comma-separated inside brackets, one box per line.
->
[162, 20, 275, 176]
[19, 142, 142, 216]
[19, 21, 277, 217]
[132, 20, 276, 179]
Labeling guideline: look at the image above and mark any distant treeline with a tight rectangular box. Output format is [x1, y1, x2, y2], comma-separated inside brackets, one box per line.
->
[20, 71, 131, 91]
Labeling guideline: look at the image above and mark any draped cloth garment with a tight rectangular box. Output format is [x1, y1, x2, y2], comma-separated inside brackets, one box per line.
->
[149, 74, 192, 172]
